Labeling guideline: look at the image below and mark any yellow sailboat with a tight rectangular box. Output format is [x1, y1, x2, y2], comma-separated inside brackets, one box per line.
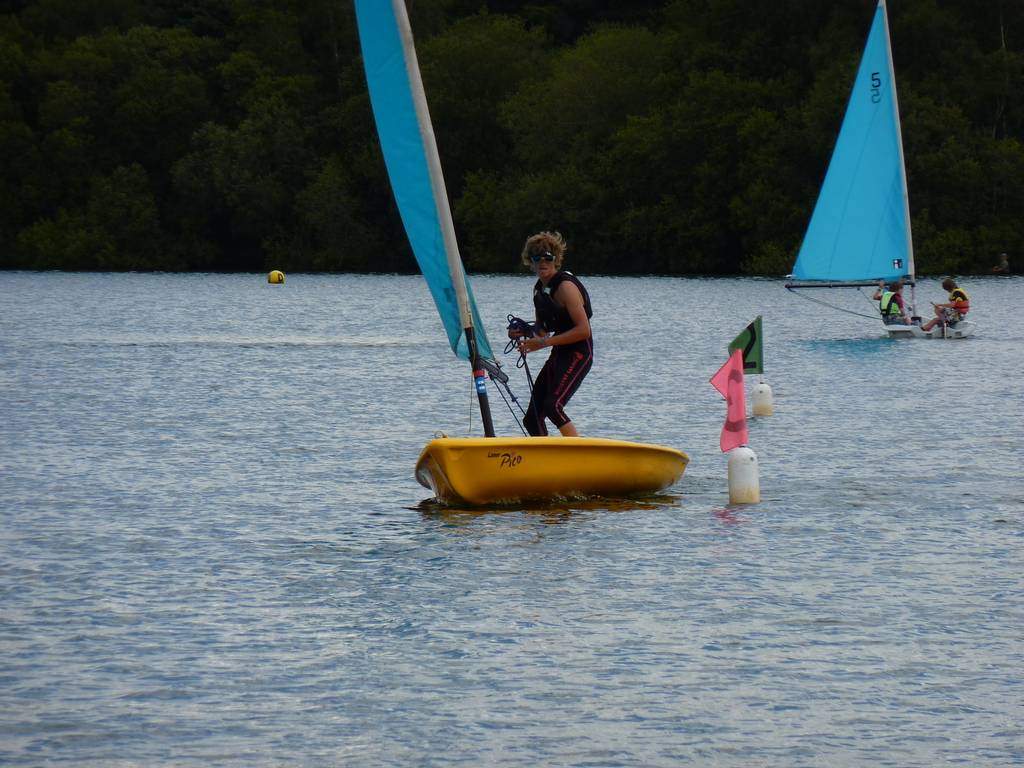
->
[416, 437, 687, 506]
[354, 0, 687, 505]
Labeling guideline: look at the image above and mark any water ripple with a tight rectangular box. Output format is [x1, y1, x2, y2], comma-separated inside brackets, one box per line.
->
[0, 272, 1022, 766]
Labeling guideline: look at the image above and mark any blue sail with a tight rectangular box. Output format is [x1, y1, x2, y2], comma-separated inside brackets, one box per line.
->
[353, 0, 493, 361]
[791, 0, 914, 284]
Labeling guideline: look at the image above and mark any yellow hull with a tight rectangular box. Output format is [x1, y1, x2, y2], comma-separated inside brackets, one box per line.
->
[415, 436, 688, 506]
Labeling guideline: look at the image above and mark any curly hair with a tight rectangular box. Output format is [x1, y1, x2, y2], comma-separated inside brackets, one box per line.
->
[520, 231, 567, 269]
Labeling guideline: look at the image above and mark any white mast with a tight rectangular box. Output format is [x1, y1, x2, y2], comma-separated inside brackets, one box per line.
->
[881, 0, 915, 292]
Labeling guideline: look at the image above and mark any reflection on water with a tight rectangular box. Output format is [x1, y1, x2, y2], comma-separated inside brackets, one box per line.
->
[798, 336, 906, 353]
[415, 493, 684, 521]
[711, 507, 750, 525]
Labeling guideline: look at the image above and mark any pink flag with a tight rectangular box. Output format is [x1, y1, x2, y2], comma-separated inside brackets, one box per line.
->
[710, 349, 749, 452]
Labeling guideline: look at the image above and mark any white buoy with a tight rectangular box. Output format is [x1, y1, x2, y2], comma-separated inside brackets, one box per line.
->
[727, 446, 760, 504]
[751, 380, 773, 416]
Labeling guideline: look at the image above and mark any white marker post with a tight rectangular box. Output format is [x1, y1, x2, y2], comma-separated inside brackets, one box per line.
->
[751, 377, 774, 416]
[727, 446, 761, 504]
[711, 349, 760, 505]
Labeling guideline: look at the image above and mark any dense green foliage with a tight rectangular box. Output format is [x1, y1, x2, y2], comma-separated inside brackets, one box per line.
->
[1, 0, 1021, 274]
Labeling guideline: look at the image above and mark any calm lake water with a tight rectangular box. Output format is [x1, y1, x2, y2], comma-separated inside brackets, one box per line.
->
[1, 271, 1022, 766]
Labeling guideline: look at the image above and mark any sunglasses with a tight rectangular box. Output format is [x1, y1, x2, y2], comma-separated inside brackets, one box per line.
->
[530, 251, 555, 263]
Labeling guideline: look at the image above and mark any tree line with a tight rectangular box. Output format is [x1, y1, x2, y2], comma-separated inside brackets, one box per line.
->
[1, 0, 1021, 275]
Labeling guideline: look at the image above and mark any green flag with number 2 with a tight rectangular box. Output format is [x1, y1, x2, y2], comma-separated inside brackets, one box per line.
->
[728, 316, 763, 374]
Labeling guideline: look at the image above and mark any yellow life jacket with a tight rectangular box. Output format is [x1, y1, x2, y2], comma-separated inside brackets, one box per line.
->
[880, 290, 902, 315]
[949, 287, 969, 316]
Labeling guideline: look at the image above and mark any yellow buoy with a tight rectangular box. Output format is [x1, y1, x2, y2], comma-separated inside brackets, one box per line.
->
[268, 270, 285, 284]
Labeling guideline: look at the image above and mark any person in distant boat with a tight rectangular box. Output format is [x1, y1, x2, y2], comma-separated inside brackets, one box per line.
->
[509, 231, 593, 437]
[920, 277, 970, 331]
[992, 252, 1010, 274]
[872, 279, 911, 325]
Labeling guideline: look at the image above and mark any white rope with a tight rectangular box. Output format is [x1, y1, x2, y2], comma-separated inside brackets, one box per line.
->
[786, 287, 881, 319]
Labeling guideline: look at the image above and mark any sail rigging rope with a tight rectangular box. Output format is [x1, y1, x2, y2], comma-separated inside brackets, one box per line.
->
[488, 375, 529, 436]
[460, 315, 541, 437]
[465, 357, 529, 437]
[785, 286, 882, 320]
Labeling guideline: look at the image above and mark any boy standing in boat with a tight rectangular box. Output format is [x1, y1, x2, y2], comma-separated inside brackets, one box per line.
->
[920, 277, 970, 331]
[511, 231, 593, 437]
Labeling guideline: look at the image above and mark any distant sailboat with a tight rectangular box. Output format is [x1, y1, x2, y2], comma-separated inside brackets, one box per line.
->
[353, 0, 688, 504]
[785, 0, 975, 339]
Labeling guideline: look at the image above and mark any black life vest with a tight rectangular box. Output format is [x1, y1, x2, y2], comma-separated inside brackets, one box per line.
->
[533, 271, 592, 335]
